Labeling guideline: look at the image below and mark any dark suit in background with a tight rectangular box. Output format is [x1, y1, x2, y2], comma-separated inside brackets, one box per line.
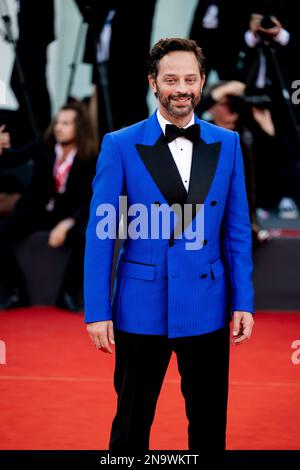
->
[75, 0, 157, 136]
[189, 0, 250, 80]
[10, 0, 55, 141]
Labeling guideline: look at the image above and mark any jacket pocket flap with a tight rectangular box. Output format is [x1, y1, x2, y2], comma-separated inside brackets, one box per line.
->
[119, 260, 156, 281]
[210, 258, 225, 278]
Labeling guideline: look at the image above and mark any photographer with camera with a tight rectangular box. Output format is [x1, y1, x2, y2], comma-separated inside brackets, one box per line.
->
[248, 13, 287, 44]
[240, 0, 300, 220]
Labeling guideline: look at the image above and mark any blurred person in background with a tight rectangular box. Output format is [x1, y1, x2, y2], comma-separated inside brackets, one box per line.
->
[202, 81, 270, 245]
[75, 0, 157, 138]
[0, 102, 97, 311]
[189, 0, 251, 80]
[9, 0, 55, 144]
[0, 125, 10, 156]
[239, 0, 300, 219]
[204, 80, 299, 244]
[0, 124, 23, 220]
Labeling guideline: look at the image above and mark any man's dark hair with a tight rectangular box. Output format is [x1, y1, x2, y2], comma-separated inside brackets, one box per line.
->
[44, 101, 98, 161]
[147, 37, 206, 79]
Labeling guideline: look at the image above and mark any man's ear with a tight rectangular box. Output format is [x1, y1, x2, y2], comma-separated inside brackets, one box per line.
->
[148, 75, 157, 94]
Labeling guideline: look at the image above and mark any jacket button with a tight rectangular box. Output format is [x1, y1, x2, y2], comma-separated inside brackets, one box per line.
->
[210, 200, 217, 206]
[200, 274, 207, 279]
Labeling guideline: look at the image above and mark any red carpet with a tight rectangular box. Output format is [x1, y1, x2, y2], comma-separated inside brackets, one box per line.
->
[0, 308, 299, 450]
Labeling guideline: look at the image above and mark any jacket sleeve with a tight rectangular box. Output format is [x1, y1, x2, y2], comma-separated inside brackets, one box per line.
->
[221, 131, 255, 315]
[68, 160, 96, 227]
[0, 140, 41, 168]
[84, 133, 124, 323]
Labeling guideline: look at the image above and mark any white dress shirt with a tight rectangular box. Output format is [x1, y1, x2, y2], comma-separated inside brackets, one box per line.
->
[97, 10, 116, 63]
[157, 110, 194, 192]
[202, 4, 219, 29]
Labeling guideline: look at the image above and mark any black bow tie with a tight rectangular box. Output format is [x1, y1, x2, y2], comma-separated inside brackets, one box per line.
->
[165, 123, 200, 144]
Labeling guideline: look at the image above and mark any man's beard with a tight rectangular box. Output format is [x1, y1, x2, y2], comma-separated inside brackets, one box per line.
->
[156, 87, 201, 118]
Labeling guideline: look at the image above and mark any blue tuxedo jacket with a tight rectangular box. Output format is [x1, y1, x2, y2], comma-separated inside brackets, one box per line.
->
[84, 111, 254, 338]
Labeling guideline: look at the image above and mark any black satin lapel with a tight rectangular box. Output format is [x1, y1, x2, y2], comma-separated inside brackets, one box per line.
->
[135, 134, 187, 207]
[187, 139, 222, 206]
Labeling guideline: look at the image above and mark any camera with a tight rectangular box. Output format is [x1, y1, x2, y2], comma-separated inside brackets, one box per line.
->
[225, 94, 272, 114]
[260, 15, 276, 29]
[256, 14, 277, 41]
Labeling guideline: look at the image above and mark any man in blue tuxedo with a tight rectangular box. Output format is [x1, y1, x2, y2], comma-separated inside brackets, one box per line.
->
[84, 38, 254, 453]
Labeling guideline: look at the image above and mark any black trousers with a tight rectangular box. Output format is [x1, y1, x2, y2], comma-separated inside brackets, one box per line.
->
[109, 325, 230, 454]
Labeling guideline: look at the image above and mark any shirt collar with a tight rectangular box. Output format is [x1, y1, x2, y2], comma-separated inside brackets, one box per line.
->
[156, 109, 195, 136]
[55, 143, 77, 165]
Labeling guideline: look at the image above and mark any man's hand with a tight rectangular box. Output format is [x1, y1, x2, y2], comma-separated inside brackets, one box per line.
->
[252, 107, 275, 136]
[250, 13, 264, 37]
[211, 81, 246, 102]
[259, 17, 282, 39]
[0, 193, 22, 215]
[250, 13, 282, 39]
[87, 320, 115, 354]
[232, 311, 254, 345]
[48, 218, 75, 248]
[0, 125, 11, 155]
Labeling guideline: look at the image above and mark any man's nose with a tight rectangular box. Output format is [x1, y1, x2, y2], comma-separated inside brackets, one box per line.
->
[175, 80, 189, 94]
